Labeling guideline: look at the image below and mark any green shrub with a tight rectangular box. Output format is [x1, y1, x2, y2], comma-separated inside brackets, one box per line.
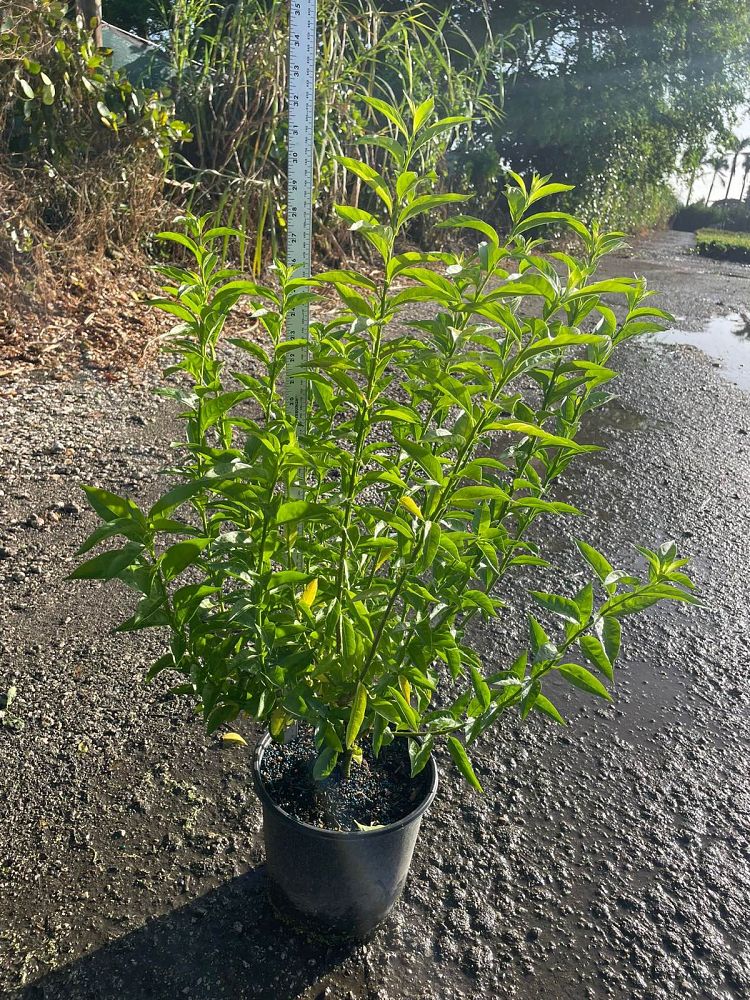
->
[0, 0, 190, 248]
[72, 100, 697, 789]
[695, 228, 750, 263]
[674, 200, 750, 234]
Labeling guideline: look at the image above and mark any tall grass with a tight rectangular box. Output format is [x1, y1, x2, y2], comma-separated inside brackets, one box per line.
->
[167, 0, 518, 270]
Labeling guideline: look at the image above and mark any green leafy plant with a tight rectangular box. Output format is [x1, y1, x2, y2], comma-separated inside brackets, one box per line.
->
[71, 98, 697, 790]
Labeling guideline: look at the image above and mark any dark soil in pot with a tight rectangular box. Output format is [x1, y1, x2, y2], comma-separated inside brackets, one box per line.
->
[259, 728, 431, 832]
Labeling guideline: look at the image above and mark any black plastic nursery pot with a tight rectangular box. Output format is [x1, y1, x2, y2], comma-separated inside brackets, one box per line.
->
[252, 732, 439, 939]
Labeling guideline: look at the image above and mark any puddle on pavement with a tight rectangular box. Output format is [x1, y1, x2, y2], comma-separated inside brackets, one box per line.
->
[650, 311, 750, 391]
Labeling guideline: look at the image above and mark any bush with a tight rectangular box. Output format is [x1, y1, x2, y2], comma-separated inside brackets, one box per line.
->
[673, 199, 750, 234]
[72, 100, 697, 790]
[0, 0, 190, 253]
[695, 228, 750, 263]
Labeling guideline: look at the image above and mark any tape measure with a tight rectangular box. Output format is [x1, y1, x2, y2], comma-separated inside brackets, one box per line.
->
[284, 0, 318, 438]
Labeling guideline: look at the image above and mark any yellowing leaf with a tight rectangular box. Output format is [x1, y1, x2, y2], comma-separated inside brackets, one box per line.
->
[346, 682, 368, 749]
[300, 578, 318, 607]
[269, 708, 287, 739]
[222, 732, 247, 746]
[398, 675, 412, 704]
[399, 495, 423, 520]
[375, 549, 392, 570]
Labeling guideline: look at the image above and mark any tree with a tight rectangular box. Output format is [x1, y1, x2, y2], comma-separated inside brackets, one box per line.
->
[723, 134, 750, 206]
[104, 0, 168, 37]
[740, 152, 750, 203]
[682, 146, 707, 206]
[481, 2, 750, 226]
[706, 154, 728, 204]
[76, 0, 102, 46]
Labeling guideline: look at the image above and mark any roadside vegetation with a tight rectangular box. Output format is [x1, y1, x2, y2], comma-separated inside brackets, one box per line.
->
[1, 0, 750, 371]
[695, 228, 750, 264]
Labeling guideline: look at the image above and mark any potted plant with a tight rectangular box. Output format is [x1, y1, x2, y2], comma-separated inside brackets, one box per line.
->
[71, 98, 697, 938]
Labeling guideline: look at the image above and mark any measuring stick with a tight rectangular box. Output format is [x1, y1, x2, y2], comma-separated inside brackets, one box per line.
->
[284, 0, 318, 438]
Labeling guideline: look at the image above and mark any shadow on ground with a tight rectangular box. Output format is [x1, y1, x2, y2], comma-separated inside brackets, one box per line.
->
[18, 868, 359, 1000]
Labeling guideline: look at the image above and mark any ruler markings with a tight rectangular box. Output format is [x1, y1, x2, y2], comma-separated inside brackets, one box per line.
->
[284, 0, 318, 441]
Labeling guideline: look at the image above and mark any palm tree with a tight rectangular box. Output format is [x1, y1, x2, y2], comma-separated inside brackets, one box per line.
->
[706, 154, 728, 204]
[723, 135, 750, 205]
[740, 152, 750, 203]
[682, 146, 707, 206]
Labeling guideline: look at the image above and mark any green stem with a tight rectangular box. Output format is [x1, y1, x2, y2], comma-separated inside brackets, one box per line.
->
[340, 749, 353, 781]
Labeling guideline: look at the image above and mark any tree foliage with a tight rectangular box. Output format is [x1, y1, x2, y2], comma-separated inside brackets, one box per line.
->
[482, 1, 750, 227]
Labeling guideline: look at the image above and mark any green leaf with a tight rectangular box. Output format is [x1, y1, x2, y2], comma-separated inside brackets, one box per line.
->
[68, 542, 144, 581]
[603, 592, 662, 617]
[82, 485, 144, 525]
[373, 406, 421, 425]
[345, 683, 368, 749]
[575, 539, 614, 583]
[145, 653, 175, 682]
[335, 156, 393, 212]
[558, 664, 611, 700]
[420, 521, 441, 572]
[514, 211, 589, 239]
[160, 538, 209, 582]
[530, 591, 581, 624]
[578, 634, 613, 680]
[372, 700, 402, 726]
[399, 193, 471, 226]
[313, 746, 338, 781]
[451, 485, 510, 502]
[360, 95, 408, 136]
[447, 736, 483, 792]
[436, 214, 499, 246]
[387, 687, 419, 729]
[574, 582, 594, 623]
[154, 230, 200, 256]
[412, 95, 435, 133]
[172, 583, 219, 624]
[396, 170, 419, 200]
[276, 500, 335, 525]
[360, 134, 406, 167]
[528, 616, 549, 653]
[149, 482, 204, 517]
[76, 517, 144, 555]
[470, 666, 491, 712]
[463, 589, 499, 618]
[533, 694, 566, 725]
[527, 182, 575, 205]
[115, 597, 171, 632]
[408, 735, 434, 777]
[520, 678, 541, 720]
[489, 420, 587, 452]
[599, 616, 621, 664]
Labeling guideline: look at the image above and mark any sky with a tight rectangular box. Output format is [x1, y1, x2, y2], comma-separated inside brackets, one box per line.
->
[673, 107, 750, 204]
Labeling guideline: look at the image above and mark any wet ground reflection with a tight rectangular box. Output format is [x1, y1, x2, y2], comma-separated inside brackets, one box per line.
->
[651, 312, 750, 391]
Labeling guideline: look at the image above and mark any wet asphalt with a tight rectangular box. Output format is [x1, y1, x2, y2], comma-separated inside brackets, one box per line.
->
[1, 230, 749, 999]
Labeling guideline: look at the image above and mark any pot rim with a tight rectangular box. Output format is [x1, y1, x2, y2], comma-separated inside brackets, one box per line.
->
[252, 730, 439, 840]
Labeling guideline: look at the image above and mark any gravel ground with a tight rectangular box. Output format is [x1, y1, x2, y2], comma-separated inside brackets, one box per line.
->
[1, 231, 749, 999]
